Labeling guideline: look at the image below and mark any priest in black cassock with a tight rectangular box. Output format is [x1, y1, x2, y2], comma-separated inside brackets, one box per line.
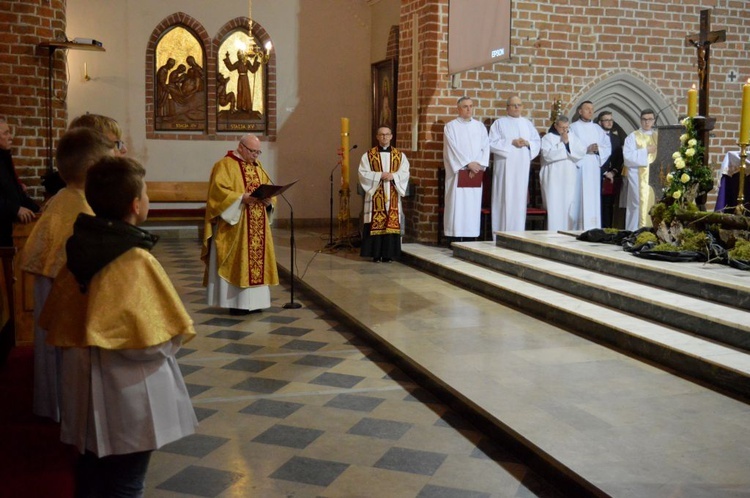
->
[358, 127, 410, 262]
[0, 118, 40, 246]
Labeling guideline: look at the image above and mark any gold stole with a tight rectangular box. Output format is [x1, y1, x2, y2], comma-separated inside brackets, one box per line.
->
[240, 161, 267, 285]
[622, 130, 657, 228]
[367, 147, 402, 235]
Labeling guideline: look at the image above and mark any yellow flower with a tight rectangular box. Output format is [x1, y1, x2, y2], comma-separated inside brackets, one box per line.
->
[681, 117, 690, 126]
[666, 173, 674, 183]
[680, 133, 689, 143]
[672, 151, 682, 160]
[688, 139, 698, 147]
[673, 190, 682, 199]
[685, 148, 696, 157]
[680, 173, 691, 183]
[675, 160, 685, 170]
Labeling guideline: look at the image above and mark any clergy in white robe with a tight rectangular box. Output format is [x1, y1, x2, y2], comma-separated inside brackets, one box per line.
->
[541, 116, 586, 232]
[489, 96, 541, 234]
[570, 101, 611, 230]
[622, 109, 658, 231]
[443, 97, 490, 238]
[359, 127, 410, 262]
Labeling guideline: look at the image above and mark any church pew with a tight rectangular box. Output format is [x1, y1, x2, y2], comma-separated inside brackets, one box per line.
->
[146, 181, 208, 222]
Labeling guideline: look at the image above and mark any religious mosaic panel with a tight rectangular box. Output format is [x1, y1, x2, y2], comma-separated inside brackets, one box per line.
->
[217, 30, 268, 132]
[155, 26, 207, 131]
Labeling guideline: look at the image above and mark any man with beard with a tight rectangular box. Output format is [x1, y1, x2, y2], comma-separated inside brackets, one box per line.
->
[597, 111, 624, 228]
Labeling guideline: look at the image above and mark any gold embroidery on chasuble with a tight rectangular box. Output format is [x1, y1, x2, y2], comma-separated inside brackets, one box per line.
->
[241, 161, 267, 285]
[367, 147, 402, 236]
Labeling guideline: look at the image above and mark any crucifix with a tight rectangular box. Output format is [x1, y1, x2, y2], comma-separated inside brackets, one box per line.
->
[685, 9, 726, 160]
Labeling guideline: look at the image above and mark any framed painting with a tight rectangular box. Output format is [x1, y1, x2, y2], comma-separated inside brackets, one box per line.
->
[371, 59, 397, 147]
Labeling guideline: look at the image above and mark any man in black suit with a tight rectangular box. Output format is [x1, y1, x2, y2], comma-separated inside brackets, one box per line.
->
[0, 118, 40, 246]
[597, 111, 624, 228]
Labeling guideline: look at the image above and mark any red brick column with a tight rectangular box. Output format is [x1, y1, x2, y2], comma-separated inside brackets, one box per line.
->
[0, 0, 67, 200]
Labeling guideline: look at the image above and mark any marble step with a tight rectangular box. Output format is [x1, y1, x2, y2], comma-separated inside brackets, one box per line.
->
[494, 231, 750, 312]
[452, 241, 750, 353]
[400, 243, 750, 400]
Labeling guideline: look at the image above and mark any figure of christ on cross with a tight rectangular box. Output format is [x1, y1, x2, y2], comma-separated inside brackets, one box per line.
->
[686, 9, 726, 118]
[685, 8, 726, 162]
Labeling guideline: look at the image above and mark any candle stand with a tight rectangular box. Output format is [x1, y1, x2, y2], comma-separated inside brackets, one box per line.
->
[737, 142, 749, 216]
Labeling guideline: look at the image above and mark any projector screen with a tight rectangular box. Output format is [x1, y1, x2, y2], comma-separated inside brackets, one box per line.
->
[448, 0, 512, 74]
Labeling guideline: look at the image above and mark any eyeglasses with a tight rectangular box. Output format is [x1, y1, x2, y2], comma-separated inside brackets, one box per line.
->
[115, 140, 126, 151]
[240, 142, 262, 155]
[600, 119, 613, 123]
[641, 117, 655, 122]
[376, 133, 392, 137]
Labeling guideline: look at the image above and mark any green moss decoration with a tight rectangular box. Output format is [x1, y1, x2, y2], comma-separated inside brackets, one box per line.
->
[651, 242, 678, 252]
[635, 231, 657, 246]
[678, 229, 707, 252]
[729, 238, 750, 260]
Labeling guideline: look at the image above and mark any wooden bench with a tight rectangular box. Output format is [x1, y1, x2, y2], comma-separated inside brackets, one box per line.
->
[146, 181, 208, 222]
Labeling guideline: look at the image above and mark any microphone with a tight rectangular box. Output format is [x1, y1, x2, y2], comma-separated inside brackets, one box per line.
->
[330, 145, 358, 175]
[653, 99, 678, 126]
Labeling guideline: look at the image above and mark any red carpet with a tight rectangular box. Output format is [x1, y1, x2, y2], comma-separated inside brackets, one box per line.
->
[0, 346, 76, 498]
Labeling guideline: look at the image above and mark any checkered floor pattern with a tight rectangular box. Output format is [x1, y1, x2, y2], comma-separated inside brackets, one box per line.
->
[145, 238, 563, 497]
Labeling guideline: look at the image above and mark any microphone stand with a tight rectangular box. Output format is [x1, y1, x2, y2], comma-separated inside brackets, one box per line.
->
[280, 193, 301, 309]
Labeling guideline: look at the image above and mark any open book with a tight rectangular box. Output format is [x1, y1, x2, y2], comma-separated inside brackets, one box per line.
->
[250, 180, 299, 200]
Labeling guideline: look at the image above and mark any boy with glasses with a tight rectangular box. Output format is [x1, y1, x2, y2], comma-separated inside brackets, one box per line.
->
[623, 109, 658, 231]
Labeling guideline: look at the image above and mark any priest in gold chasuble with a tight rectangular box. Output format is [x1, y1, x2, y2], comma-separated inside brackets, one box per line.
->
[623, 109, 658, 231]
[202, 135, 278, 314]
[358, 127, 410, 262]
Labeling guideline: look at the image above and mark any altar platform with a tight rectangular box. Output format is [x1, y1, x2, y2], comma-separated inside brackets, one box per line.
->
[274, 229, 750, 497]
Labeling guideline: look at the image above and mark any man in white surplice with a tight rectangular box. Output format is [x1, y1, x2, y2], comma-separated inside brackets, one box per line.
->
[489, 95, 541, 235]
[541, 115, 586, 232]
[570, 101, 611, 230]
[443, 97, 490, 239]
[358, 126, 410, 262]
[622, 109, 658, 231]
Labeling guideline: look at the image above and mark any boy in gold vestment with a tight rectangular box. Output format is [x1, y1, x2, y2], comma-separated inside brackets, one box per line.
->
[40, 157, 197, 497]
[20, 127, 114, 421]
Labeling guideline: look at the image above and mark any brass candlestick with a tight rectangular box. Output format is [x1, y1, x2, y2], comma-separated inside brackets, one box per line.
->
[737, 142, 748, 215]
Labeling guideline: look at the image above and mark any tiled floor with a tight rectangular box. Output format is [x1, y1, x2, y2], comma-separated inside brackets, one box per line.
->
[145, 238, 564, 497]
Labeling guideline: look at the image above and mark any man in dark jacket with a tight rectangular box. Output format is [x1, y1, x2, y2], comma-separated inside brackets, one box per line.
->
[597, 111, 624, 228]
[0, 118, 40, 246]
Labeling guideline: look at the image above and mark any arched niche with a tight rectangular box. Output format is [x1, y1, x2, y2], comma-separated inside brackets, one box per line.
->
[571, 73, 679, 133]
[214, 18, 275, 136]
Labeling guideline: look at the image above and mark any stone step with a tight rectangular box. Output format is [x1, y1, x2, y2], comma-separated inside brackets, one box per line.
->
[401, 242, 750, 400]
[494, 231, 750, 312]
[452, 241, 750, 353]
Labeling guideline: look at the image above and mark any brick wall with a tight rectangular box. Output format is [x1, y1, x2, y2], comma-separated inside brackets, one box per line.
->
[0, 0, 66, 200]
[397, 0, 750, 243]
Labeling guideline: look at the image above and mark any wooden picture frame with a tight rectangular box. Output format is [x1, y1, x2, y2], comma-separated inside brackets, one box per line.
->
[371, 59, 397, 147]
